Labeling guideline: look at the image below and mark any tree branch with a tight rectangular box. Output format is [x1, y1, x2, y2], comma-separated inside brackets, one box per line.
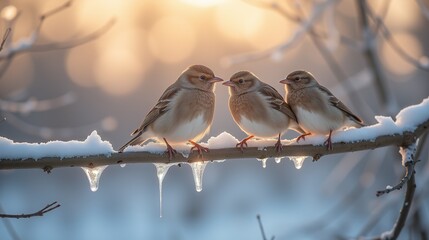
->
[0, 116, 428, 170]
[0, 202, 60, 219]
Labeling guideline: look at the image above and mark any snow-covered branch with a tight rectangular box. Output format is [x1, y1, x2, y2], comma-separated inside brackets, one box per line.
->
[0, 97, 428, 170]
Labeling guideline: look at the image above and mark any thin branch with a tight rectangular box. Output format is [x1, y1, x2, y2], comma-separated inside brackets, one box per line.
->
[257, 214, 275, 240]
[2, 113, 116, 139]
[0, 204, 20, 240]
[28, 18, 116, 52]
[376, 160, 418, 197]
[257, 214, 267, 240]
[0, 202, 60, 219]
[376, 143, 418, 196]
[366, 4, 429, 72]
[0, 116, 428, 170]
[0, 28, 12, 52]
[356, 0, 391, 107]
[39, 0, 72, 21]
[375, 174, 416, 240]
[0, 92, 76, 114]
[225, 0, 336, 65]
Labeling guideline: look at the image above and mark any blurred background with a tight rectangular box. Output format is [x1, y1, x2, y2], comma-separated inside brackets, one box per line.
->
[0, 0, 428, 239]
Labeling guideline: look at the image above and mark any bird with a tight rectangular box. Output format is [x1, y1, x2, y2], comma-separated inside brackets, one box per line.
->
[118, 65, 223, 159]
[223, 71, 302, 152]
[280, 70, 364, 150]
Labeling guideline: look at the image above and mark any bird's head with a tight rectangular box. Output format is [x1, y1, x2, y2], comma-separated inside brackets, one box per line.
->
[180, 65, 223, 91]
[280, 70, 317, 90]
[223, 71, 261, 95]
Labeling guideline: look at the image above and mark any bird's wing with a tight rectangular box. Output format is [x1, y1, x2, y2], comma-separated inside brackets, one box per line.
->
[131, 83, 181, 135]
[317, 85, 364, 124]
[258, 83, 298, 122]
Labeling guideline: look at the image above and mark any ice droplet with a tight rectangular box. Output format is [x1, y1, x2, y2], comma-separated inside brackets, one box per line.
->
[288, 156, 308, 169]
[275, 157, 283, 163]
[189, 161, 208, 192]
[257, 158, 268, 168]
[81, 165, 108, 192]
[153, 163, 174, 218]
[214, 159, 225, 163]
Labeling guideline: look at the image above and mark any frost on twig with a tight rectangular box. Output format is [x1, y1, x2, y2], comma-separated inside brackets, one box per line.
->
[0, 202, 60, 219]
[376, 142, 418, 197]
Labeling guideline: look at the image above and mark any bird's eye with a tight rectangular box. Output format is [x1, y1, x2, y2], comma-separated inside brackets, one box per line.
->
[294, 77, 300, 81]
[238, 79, 244, 84]
[199, 75, 206, 80]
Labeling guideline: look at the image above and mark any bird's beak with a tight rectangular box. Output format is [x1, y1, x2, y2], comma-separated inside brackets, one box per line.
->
[279, 78, 293, 85]
[209, 76, 223, 83]
[222, 80, 235, 87]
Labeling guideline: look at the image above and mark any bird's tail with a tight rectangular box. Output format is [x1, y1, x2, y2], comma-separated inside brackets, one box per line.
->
[118, 132, 144, 153]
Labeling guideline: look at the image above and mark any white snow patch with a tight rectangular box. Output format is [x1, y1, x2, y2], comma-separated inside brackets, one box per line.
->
[0, 131, 113, 160]
[395, 96, 429, 131]
[385, 185, 393, 190]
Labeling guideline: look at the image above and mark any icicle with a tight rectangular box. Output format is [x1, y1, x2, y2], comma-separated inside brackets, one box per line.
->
[189, 161, 208, 192]
[81, 165, 108, 192]
[214, 159, 225, 163]
[120, 163, 126, 168]
[153, 163, 174, 218]
[288, 156, 308, 169]
[257, 158, 268, 168]
[275, 157, 283, 164]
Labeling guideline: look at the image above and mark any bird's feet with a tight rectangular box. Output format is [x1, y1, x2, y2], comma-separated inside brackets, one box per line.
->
[323, 130, 333, 150]
[163, 138, 177, 161]
[296, 133, 311, 143]
[274, 133, 283, 152]
[189, 140, 209, 158]
[236, 135, 254, 153]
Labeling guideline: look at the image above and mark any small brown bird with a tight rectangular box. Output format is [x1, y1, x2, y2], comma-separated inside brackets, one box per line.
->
[223, 71, 302, 152]
[119, 65, 223, 159]
[280, 70, 364, 150]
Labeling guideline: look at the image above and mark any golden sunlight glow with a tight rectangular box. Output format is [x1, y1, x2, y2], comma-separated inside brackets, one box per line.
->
[380, 32, 422, 77]
[248, 12, 292, 50]
[1, 5, 18, 21]
[385, 0, 420, 29]
[66, 43, 98, 88]
[148, 16, 196, 64]
[214, 0, 264, 42]
[94, 28, 151, 96]
[180, 0, 225, 7]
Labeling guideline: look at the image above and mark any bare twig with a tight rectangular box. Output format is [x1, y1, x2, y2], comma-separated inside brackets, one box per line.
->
[366, 4, 429, 72]
[0, 92, 76, 114]
[257, 214, 275, 240]
[0, 202, 60, 219]
[375, 174, 416, 240]
[376, 143, 418, 197]
[0, 28, 12, 52]
[29, 18, 115, 52]
[356, 0, 392, 108]
[2, 113, 116, 139]
[225, 0, 336, 65]
[39, 0, 72, 21]
[0, 204, 20, 240]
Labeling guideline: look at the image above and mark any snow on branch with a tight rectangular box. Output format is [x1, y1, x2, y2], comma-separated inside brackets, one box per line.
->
[0, 97, 428, 170]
